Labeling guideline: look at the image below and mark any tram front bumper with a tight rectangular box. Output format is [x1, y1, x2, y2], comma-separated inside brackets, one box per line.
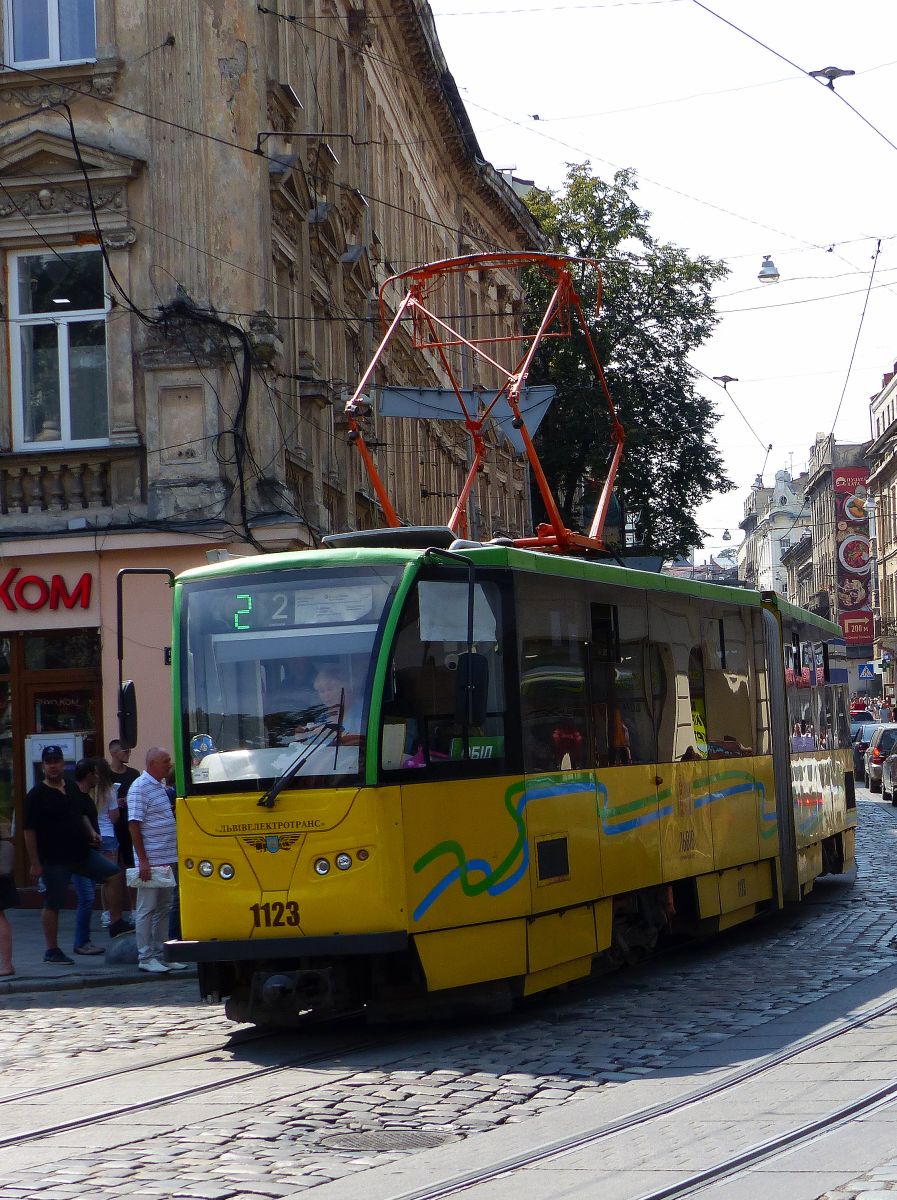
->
[163, 931, 408, 962]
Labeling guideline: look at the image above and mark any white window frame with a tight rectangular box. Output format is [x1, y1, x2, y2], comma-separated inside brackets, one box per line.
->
[4, 0, 96, 69]
[8, 246, 111, 451]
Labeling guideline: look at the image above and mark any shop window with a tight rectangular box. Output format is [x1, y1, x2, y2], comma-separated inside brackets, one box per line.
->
[5, 0, 96, 68]
[24, 630, 100, 671]
[8, 248, 109, 450]
[33, 688, 95, 734]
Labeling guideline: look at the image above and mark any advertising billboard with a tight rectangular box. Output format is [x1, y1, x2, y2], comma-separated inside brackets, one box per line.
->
[833, 468, 873, 644]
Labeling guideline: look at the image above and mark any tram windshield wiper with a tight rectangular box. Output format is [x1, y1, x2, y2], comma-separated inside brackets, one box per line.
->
[257, 689, 346, 810]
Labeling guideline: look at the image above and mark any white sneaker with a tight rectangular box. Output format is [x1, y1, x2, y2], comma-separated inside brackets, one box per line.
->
[166, 961, 189, 971]
[138, 958, 170, 974]
[101, 911, 111, 928]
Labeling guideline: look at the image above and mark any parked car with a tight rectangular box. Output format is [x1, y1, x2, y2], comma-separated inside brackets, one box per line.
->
[863, 723, 897, 791]
[850, 710, 876, 726]
[852, 721, 881, 778]
[882, 752, 897, 805]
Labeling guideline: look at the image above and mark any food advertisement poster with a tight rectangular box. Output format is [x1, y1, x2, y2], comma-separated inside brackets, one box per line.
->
[833, 468, 873, 644]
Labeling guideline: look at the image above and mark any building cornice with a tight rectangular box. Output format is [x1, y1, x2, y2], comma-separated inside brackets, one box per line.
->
[395, 1, 545, 248]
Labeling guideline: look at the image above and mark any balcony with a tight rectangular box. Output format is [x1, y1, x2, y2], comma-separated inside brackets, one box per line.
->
[0, 447, 144, 527]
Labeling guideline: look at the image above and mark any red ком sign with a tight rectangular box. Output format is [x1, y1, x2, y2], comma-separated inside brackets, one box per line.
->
[0, 569, 92, 612]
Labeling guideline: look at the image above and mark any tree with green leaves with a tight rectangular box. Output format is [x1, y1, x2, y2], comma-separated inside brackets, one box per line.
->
[523, 164, 732, 559]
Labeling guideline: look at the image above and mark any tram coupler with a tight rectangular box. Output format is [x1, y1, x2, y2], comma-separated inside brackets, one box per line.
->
[247, 967, 334, 1024]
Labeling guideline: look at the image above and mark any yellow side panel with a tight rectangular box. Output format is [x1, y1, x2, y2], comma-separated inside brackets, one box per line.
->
[696, 872, 720, 918]
[404, 774, 533, 932]
[842, 826, 856, 871]
[659, 759, 714, 882]
[594, 897, 613, 951]
[525, 771, 603, 913]
[791, 755, 826, 849]
[523, 955, 593, 996]
[718, 904, 757, 931]
[178, 786, 407, 942]
[708, 756, 762, 869]
[798, 841, 823, 886]
[414, 919, 526, 991]
[753, 758, 779, 859]
[597, 764, 662, 894]
[527, 904, 599, 974]
[717, 860, 773, 912]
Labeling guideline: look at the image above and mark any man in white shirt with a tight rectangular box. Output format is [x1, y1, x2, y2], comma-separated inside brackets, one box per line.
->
[128, 747, 187, 975]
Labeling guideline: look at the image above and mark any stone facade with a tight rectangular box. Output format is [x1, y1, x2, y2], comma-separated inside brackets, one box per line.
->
[0, 1, 546, 821]
[867, 361, 897, 696]
[737, 469, 807, 595]
[0, 0, 543, 548]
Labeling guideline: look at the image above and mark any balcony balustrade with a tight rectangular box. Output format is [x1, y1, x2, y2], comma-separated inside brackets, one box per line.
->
[0, 448, 143, 522]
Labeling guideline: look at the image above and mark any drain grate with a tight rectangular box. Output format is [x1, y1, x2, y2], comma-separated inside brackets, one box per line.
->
[319, 1130, 452, 1152]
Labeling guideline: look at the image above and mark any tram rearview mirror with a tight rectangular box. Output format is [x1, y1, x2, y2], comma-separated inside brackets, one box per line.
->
[454, 652, 488, 726]
[119, 680, 138, 750]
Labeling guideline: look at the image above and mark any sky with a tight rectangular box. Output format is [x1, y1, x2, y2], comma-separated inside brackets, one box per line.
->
[427, 0, 897, 561]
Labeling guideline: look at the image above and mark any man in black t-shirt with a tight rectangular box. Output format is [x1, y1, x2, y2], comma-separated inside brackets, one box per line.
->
[23, 746, 119, 965]
[108, 739, 140, 869]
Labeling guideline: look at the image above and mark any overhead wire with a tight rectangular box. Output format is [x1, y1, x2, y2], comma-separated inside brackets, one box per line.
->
[689, 0, 897, 156]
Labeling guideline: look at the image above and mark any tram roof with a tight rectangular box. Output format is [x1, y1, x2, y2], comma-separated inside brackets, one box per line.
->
[178, 545, 845, 635]
[178, 543, 766, 607]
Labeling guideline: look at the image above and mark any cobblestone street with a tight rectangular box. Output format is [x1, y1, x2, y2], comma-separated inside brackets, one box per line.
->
[2, 794, 897, 1199]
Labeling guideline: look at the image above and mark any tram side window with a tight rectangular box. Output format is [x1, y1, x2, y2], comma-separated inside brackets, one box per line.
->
[648, 599, 755, 761]
[589, 596, 657, 766]
[648, 599, 704, 762]
[380, 578, 506, 773]
[751, 610, 772, 756]
[516, 575, 589, 772]
[702, 610, 755, 757]
[521, 636, 588, 771]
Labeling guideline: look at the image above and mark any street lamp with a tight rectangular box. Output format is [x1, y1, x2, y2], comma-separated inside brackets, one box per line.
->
[712, 375, 738, 390]
[758, 256, 780, 283]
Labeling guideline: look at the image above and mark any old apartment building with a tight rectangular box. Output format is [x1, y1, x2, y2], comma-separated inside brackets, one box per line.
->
[0, 0, 542, 840]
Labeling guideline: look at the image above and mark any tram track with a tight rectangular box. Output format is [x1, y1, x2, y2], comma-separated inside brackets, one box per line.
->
[384, 991, 897, 1200]
[0, 1026, 387, 1150]
[0, 1025, 276, 1108]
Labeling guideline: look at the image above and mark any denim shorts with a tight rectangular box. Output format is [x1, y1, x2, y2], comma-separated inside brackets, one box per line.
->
[42, 851, 119, 910]
[100, 836, 119, 858]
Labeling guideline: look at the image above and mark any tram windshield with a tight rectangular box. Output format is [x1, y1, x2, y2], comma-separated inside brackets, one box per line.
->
[180, 566, 401, 791]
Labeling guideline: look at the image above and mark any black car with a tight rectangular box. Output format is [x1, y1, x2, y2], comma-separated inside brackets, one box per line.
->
[852, 721, 881, 779]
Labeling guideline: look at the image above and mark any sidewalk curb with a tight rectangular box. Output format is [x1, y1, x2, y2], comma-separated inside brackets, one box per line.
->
[0, 967, 196, 997]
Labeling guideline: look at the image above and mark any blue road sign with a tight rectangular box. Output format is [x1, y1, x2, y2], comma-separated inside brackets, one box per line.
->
[858, 662, 875, 679]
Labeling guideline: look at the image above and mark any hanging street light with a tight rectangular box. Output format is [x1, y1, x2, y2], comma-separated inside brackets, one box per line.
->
[809, 65, 856, 90]
[758, 256, 780, 283]
[712, 375, 738, 390]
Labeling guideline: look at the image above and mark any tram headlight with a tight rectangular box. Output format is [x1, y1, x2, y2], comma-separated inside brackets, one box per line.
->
[335, 853, 352, 871]
[198, 860, 214, 877]
[219, 863, 235, 880]
[314, 857, 331, 876]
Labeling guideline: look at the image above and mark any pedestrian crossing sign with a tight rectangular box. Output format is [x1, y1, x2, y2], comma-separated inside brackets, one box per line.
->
[858, 662, 875, 679]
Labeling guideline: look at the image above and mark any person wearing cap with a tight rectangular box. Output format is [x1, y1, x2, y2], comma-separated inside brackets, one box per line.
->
[23, 745, 119, 965]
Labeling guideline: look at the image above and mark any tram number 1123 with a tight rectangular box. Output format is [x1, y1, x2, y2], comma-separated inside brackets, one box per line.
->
[249, 901, 301, 928]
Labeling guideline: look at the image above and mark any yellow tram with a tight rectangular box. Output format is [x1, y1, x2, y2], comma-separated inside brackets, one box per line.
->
[161, 540, 855, 1025]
